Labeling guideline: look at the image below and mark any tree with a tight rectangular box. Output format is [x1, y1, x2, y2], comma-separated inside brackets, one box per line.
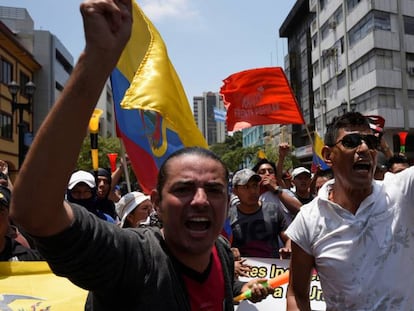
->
[210, 131, 260, 172]
[77, 135, 122, 171]
[77, 135, 138, 188]
[261, 143, 301, 172]
[210, 131, 300, 173]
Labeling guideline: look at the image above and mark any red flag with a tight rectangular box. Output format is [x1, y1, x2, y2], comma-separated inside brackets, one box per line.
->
[220, 67, 305, 131]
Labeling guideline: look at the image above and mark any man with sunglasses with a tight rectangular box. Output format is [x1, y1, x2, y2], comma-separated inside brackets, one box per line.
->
[286, 112, 414, 310]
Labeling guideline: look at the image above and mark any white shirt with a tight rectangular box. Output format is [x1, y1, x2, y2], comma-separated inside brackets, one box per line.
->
[286, 166, 414, 310]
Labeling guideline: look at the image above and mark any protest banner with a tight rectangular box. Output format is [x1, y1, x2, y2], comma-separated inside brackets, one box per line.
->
[235, 258, 326, 310]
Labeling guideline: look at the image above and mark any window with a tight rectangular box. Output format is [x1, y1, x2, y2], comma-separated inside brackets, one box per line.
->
[347, 0, 362, 11]
[321, 23, 330, 40]
[0, 58, 13, 84]
[375, 49, 392, 70]
[0, 112, 12, 139]
[323, 80, 334, 98]
[375, 11, 391, 31]
[404, 16, 414, 35]
[377, 88, 395, 108]
[312, 36, 318, 49]
[320, 0, 327, 11]
[356, 88, 396, 111]
[333, 6, 343, 25]
[349, 14, 373, 46]
[19, 72, 30, 97]
[349, 11, 391, 47]
[55, 50, 73, 74]
[350, 49, 392, 82]
[337, 71, 346, 89]
[313, 60, 320, 76]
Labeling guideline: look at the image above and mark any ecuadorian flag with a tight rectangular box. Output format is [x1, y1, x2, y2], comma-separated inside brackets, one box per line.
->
[0, 262, 87, 310]
[110, 1, 208, 193]
[311, 132, 329, 172]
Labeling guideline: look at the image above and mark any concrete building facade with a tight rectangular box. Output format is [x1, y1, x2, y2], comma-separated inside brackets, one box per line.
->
[280, 0, 414, 162]
[193, 91, 226, 145]
[32, 30, 73, 133]
[96, 79, 116, 138]
[0, 18, 40, 175]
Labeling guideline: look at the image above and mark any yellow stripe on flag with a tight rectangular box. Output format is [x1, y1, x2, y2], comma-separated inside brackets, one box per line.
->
[314, 132, 325, 158]
[118, 2, 207, 148]
[257, 149, 266, 159]
[0, 262, 88, 311]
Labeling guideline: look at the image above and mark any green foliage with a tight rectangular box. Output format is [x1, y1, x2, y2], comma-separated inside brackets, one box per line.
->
[77, 136, 121, 171]
[261, 144, 300, 172]
[77, 135, 138, 187]
[210, 131, 259, 172]
[210, 131, 300, 173]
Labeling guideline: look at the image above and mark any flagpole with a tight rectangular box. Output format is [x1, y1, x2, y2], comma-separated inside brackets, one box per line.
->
[305, 124, 317, 173]
[305, 124, 314, 151]
[119, 140, 132, 193]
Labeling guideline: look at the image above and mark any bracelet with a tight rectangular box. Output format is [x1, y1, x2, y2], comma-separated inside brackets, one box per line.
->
[273, 186, 281, 194]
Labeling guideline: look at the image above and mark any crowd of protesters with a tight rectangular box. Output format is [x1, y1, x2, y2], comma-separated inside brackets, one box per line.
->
[5, 1, 272, 310]
[2, 0, 413, 310]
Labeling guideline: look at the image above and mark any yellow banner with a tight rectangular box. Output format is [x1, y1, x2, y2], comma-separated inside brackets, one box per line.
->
[0, 262, 88, 311]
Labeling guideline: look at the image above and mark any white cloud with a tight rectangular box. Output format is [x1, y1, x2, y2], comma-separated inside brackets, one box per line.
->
[139, 0, 199, 22]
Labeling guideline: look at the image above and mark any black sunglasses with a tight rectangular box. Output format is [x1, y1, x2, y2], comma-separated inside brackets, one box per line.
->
[333, 133, 380, 150]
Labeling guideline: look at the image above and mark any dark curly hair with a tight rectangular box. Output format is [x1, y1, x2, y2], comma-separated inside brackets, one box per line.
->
[324, 112, 371, 146]
[252, 158, 276, 174]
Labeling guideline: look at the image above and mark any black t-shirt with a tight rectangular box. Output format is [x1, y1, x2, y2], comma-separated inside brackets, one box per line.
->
[95, 198, 117, 219]
[295, 193, 315, 205]
[0, 236, 43, 261]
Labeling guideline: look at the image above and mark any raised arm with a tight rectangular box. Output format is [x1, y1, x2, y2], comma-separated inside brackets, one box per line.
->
[276, 143, 290, 188]
[277, 189, 302, 215]
[10, 0, 132, 236]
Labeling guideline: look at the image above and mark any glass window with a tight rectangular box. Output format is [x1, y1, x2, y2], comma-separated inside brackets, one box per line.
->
[312, 34, 318, 49]
[0, 58, 13, 84]
[374, 11, 391, 31]
[0, 112, 12, 139]
[320, 0, 326, 11]
[337, 71, 346, 89]
[347, 0, 362, 11]
[19, 72, 30, 97]
[404, 16, 414, 35]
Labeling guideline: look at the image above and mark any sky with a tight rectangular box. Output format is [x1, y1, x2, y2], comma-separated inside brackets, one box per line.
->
[0, 0, 297, 103]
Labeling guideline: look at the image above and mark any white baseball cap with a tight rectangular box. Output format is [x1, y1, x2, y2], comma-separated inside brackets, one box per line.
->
[68, 170, 96, 190]
[291, 167, 311, 179]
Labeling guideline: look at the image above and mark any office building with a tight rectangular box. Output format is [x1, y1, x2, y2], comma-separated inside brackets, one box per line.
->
[96, 80, 116, 138]
[0, 17, 40, 174]
[193, 91, 226, 145]
[280, 0, 414, 162]
[0, 5, 74, 135]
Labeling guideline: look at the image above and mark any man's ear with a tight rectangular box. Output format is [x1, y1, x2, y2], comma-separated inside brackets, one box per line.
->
[151, 189, 162, 220]
[232, 187, 239, 197]
[322, 146, 333, 166]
